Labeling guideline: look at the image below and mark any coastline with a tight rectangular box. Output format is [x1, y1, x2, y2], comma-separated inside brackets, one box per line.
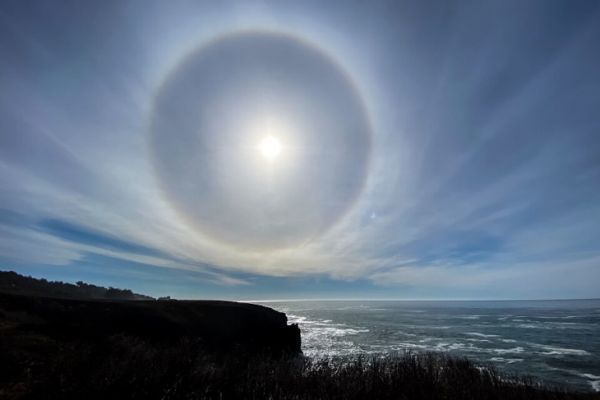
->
[1, 292, 599, 398]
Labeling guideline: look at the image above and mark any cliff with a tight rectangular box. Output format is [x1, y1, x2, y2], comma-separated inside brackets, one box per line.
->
[0, 291, 301, 356]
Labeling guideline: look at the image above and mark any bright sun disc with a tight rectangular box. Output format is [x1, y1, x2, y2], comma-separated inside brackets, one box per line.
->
[258, 136, 282, 160]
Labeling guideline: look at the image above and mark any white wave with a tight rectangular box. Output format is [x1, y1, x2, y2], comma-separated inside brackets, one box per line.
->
[466, 338, 492, 343]
[288, 315, 320, 325]
[466, 332, 500, 338]
[404, 324, 451, 330]
[516, 324, 541, 329]
[431, 342, 485, 353]
[537, 345, 590, 356]
[289, 315, 349, 328]
[397, 330, 418, 337]
[455, 315, 483, 320]
[434, 342, 459, 351]
[580, 373, 600, 380]
[501, 339, 517, 343]
[287, 313, 373, 356]
[578, 374, 600, 392]
[345, 328, 370, 334]
[418, 337, 441, 343]
[302, 319, 334, 325]
[544, 367, 600, 391]
[305, 326, 369, 337]
[490, 357, 523, 364]
[513, 321, 587, 330]
[492, 347, 524, 355]
[393, 342, 429, 350]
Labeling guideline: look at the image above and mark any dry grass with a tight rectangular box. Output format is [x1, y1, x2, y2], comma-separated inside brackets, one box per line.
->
[2, 335, 598, 400]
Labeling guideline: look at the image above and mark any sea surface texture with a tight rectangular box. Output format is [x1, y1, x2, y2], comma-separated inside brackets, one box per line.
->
[260, 300, 600, 392]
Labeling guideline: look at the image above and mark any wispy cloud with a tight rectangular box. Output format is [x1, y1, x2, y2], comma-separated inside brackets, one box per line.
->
[0, 1, 599, 298]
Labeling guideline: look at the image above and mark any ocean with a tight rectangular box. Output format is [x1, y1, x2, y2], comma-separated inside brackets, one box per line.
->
[258, 300, 600, 393]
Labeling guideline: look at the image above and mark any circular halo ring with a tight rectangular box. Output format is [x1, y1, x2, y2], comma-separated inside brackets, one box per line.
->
[148, 29, 373, 251]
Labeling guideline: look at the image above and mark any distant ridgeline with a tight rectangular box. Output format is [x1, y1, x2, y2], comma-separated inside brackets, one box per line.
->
[0, 270, 154, 300]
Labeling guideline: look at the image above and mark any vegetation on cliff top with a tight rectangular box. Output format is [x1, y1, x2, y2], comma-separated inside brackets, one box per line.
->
[0, 270, 154, 300]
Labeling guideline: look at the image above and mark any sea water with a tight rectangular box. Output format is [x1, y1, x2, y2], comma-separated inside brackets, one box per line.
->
[257, 300, 600, 392]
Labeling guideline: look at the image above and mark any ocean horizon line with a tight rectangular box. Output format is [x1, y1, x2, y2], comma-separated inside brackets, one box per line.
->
[244, 297, 600, 303]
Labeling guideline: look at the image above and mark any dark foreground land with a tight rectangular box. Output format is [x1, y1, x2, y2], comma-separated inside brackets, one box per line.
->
[1, 272, 598, 400]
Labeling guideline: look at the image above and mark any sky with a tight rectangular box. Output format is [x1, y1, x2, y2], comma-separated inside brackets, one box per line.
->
[1, 0, 599, 300]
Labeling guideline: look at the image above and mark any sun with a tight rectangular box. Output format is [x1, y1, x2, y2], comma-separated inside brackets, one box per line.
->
[258, 136, 282, 161]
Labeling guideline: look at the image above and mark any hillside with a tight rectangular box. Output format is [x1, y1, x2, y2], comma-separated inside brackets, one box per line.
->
[0, 270, 154, 300]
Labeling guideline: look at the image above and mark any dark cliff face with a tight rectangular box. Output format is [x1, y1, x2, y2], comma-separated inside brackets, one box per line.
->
[0, 292, 301, 356]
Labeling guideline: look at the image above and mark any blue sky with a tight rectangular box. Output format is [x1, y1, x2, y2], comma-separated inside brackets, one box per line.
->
[1, 0, 599, 300]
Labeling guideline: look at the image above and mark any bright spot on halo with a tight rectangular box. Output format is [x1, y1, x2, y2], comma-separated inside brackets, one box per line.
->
[258, 136, 282, 161]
